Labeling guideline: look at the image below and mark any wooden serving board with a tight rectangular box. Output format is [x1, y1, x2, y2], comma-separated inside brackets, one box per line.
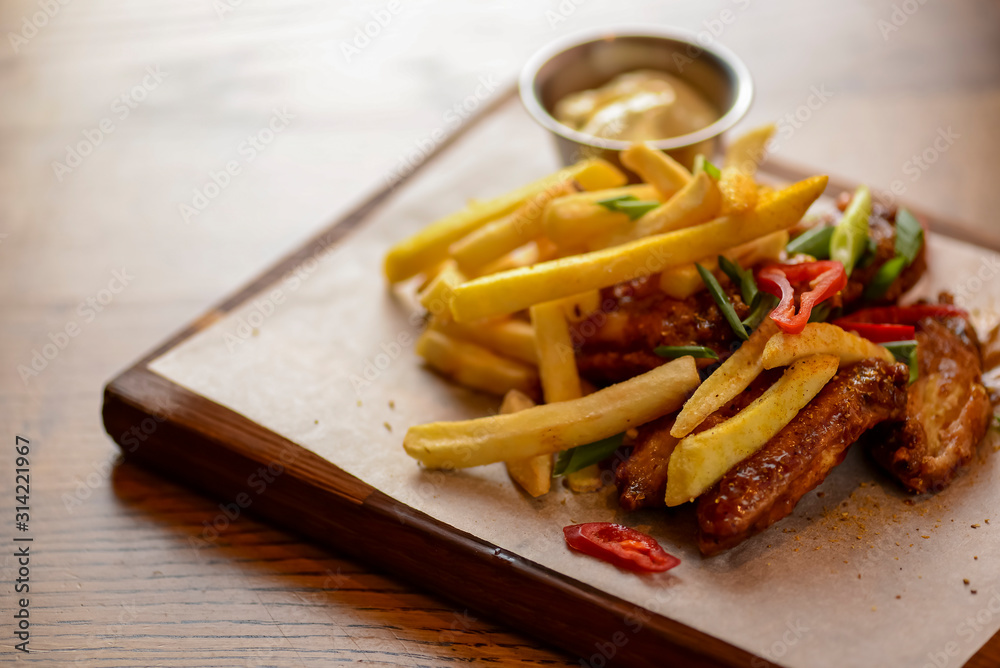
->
[102, 87, 1000, 668]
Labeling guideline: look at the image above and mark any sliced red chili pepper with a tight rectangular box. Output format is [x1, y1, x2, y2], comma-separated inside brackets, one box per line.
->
[563, 523, 680, 573]
[757, 260, 848, 335]
[833, 304, 968, 326]
[835, 322, 915, 344]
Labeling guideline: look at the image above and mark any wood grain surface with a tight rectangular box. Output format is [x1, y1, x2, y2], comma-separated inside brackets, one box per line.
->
[2, 0, 998, 665]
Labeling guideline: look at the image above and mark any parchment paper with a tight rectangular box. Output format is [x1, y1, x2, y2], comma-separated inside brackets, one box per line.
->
[150, 97, 1000, 668]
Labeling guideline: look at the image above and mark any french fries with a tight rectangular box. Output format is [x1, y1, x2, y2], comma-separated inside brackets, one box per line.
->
[543, 185, 659, 248]
[620, 143, 692, 198]
[431, 317, 538, 365]
[500, 390, 551, 497]
[415, 329, 538, 398]
[530, 299, 604, 492]
[658, 230, 788, 299]
[384, 159, 625, 282]
[449, 176, 828, 322]
[672, 318, 780, 438]
[718, 168, 758, 214]
[591, 172, 722, 250]
[451, 180, 577, 273]
[403, 356, 700, 469]
[761, 323, 896, 369]
[531, 301, 582, 404]
[418, 261, 466, 323]
[559, 289, 602, 323]
[665, 354, 839, 506]
[723, 123, 776, 175]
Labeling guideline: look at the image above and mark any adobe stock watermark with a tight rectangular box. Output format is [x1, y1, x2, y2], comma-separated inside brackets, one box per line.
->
[187, 445, 303, 556]
[919, 587, 1000, 668]
[867, 125, 960, 211]
[950, 254, 1000, 308]
[61, 398, 174, 514]
[750, 618, 812, 667]
[17, 268, 134, 384]
[339, 0, 403, 63]
[382, 74, 501, 189]
[178, 107, 295, 223]
[877, 0, 930, 41]
[52, 66, 169, 183]
[7, 0, 72, 55]
[222, 229, 340, 352]
[768, 85, 836, 156]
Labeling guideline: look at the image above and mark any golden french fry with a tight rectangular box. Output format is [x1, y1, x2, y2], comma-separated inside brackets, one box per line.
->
[383, 159, 625, 282]
[451, 180, 577, 273]
[531, 299, 607, 492]
[501, 390, 552, 497]
[418, 261, 466, 323]
[724, 124, 776, 175]
[761, 323, 896, 369]
[658, 230, 788, 299]
[531, 300, 582, 404]
[718, 168, 759, 214]
[449, 176, 828, 322]
[593, 172, 722, 250]
[542, 185, 659, 248]
[403, 356, 700, 469]
[665, 354, 839, 506]
[431, 317, 537, 365]
[416, 330, 538, 398]
[544, 200, 629, 250]
[620, 143, 692, 198]
[671, 318, 780, 438]
[559, 289, 602, 323]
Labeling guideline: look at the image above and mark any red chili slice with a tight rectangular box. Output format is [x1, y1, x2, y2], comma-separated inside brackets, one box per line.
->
[835, 322, 915, 343]
[757, 260, 848, 335]
[563, 523, 680, 573]
[833, 304, 968, 327]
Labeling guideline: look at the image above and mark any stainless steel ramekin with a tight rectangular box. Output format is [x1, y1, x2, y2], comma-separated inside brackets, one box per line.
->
[519, 26, 754, 170]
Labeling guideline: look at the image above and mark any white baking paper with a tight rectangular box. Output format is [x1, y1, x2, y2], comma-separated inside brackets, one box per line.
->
[150, 97, 1000, 668]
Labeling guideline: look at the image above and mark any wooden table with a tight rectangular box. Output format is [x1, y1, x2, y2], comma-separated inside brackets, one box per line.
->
[2, 0, 998, 665]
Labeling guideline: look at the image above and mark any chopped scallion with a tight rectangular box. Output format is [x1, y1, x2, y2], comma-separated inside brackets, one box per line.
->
[653, 345, 720, 360]
[785, 225, 834, 259]
[554, 434, 623, 476]
[696, 263, 749, 341]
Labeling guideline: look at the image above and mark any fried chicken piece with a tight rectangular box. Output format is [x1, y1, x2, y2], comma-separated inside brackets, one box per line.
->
[869, 315, 993, 494]
[615, 371, 778, 511]
[573, 276, 749, 386]
[697, 359, 909, 555]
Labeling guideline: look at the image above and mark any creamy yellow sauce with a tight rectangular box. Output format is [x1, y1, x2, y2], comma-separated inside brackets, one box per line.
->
[554, 69, 718, 142]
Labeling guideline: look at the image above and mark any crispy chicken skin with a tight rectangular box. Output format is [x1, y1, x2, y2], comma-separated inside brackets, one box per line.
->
[869, 315, 993, 494]
[615, 371, 779, 511]
[697, 360, 910, 555]
[573, 277, 749, 386]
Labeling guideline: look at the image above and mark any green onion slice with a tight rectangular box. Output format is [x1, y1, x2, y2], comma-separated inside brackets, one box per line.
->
[894, 208, 924, 265]
[882, 340, 919, 384]
[717, 255, 759, 307]
[864, 256, 907, 301]
[653, 345, 720, 360]
[786, 225, 834, 259]
[554, 434, 623, 476]
[615, 200, 660, 220]
[696, 263, 749, 341]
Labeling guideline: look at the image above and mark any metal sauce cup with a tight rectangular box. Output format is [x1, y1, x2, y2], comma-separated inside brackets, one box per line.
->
[519, 26, 753, 171]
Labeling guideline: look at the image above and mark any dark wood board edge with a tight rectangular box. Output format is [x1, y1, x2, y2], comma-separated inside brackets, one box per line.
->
[102, 367, 757, 668]
[100, 84, 1000, 667]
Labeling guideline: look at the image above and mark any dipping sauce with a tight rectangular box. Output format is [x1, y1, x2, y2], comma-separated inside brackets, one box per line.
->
[554, 69, 719, 143]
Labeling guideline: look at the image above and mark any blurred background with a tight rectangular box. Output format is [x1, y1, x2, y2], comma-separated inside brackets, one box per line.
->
[1, 0, 998, 664]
